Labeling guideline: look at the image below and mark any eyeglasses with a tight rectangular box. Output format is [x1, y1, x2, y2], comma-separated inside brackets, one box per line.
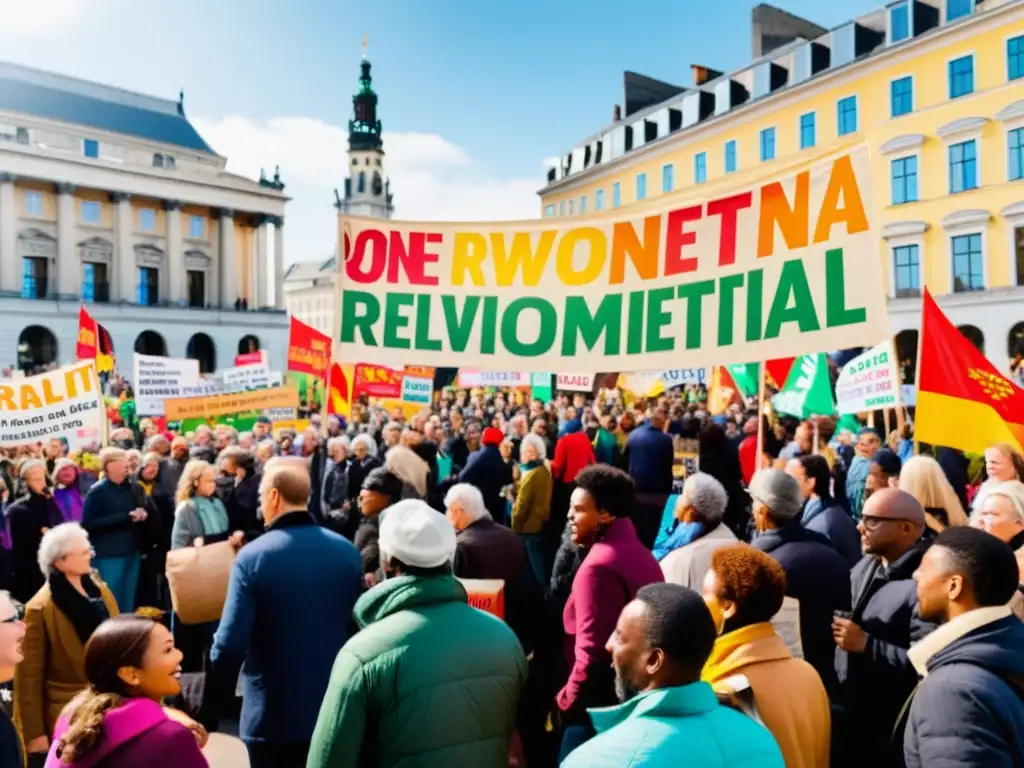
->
[860, 515, 917, 530]
[0, 598, 25, 624]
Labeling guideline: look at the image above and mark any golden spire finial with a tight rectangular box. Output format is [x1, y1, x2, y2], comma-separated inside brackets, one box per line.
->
[361, 34, 368, 59]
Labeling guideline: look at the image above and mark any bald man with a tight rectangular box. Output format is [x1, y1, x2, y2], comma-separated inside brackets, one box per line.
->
[833, 488, 937, 765]
[212, 457, 362, 768]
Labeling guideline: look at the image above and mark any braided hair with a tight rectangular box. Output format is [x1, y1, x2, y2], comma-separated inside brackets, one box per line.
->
[56, 615, 157, 762]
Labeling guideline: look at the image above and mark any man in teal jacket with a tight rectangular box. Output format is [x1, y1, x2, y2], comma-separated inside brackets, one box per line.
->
[562, 583, 784, 767]
[307, 499, 527, 768]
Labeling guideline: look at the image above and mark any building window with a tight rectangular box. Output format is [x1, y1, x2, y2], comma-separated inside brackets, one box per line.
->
[21, 257, 47, 299]
[837, 96, 858, 136]
[948, 55, 974, 99]
[612, 182, 621, 208]
[946, 0, 973, 22]
[893, 244, 920, 297]
[82, 263, 109, 303]
[890, 1, 910, 43]
[187, 270, 206, 308]
[695, 152, 707, 183]
[580, 195, 587, 214]
[948, 139, 978, 193]
[1015, 226, 1024, 286]
[891, 156, 919, 205]
[799, 113, 816, 149]
[568, 199, 575, 215]
[543, 204, 555, 218]
[662, 164, 674, 193]
[140, 208, 156, 231]
[759, 127, 776, 162]
[153, 154, 164, 168]
[24, 191, 42, 216]
[952, 233, 984, 292]
[1010, 128, 1024, 181]
[1010, 35, 1024, 81]
[137, 267, 159, 306]
[891, 76, 913, 117]
[636, 173, 647, 201]
[83, 139, 99, 159]
[81, 200, 101, 224]
[189, 215, 205, 238]
[559, 201, 565, 216]
[725, 140, 737, 173]
[595, 189, 605, 211]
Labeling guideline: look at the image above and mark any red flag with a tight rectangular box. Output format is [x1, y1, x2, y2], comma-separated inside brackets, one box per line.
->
[76, 308, 98, 361]
[327, 363, 353, 418]
[286, 317, 331, 380]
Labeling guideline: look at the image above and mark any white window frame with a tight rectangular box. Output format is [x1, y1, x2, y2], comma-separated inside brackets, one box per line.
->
[945, 51, 976, 100]
[944, 211, 990, 294]
[996, 99, 1024, 183]
[890, 152, 922, 206]
[882, 221, 927, 300]
[759, 126, 777, 162]
[836, 93, 859, 136]
[1002, 202, 1024, 286]
[888, 73, 916, 118]
[24, 190, 43, 217]
[81, 200, 101, 225]
[188, 214, 205, 239]
[140, 207, 156, 232]
[943, 0, 975, 25]
[887, 1, 912, 46]
[798, 111, 816, 150]
[661, 163, 674, 194]
[939, 118, 986, 192]
[1008, 31, 1024, 82]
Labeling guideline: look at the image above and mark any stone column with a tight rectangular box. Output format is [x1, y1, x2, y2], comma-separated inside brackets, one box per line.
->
[273, 216, 285, 309]
[0, 174, 18, 295]
[111, 192, 133, 304]
[56, 182, 76, 299]
[218, 209, 235, 309]
[165, 200, 183, 306]
[255, 217, 269, 309]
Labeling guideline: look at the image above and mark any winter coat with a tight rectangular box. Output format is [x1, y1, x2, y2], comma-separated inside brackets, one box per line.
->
[82, 478, 140, 559]
[903, 608, 1024, 767]
[7, 492, 62, 603]
[459, 446, 513, 523]
[752, 522, 851, 699]
[561, 683, 784, 768]
[800, 496, 861, 568]
[354, 515, 381, 576]
[511, 464, 552, 535]
[660, 522, 738, 590]
[45, 697, 206, 768]
[307, 574, 527, 768]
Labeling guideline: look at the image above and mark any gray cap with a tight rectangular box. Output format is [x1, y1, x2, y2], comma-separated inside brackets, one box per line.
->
[749, 468, 804, 522]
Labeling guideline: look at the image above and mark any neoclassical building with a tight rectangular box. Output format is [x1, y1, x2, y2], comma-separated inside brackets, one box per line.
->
[0, 60, 288, 374]
[284, 43, 393, 335]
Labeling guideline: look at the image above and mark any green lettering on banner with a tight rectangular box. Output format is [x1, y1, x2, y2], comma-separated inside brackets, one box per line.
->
[340, 290, 380, 345]
[562, 295, 622, 356]
[717, 273, 744, 346]
[383, 292, 414, 349]
[441, 295, 479, 352]
[501, 298, 557, 357]
[480, 296, 498, 354]
[824, 247, 867, 328]
[745, 269, 763, 342]
[626, 291, 644, 355]
[677, 279, 715, 350]
[415, 294, 442, 351]
[763, 259, 819, 340]
[645, 287, 675, 353]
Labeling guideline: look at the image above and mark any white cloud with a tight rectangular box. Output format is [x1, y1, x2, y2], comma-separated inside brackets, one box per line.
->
[191, 115, 542, 264]
[0, 0, 95, 39]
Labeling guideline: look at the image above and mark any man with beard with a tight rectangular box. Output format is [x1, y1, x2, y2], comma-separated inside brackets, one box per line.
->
[561, 583, 783, 767]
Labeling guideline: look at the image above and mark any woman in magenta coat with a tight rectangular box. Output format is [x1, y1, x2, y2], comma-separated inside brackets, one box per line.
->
[46, 615, 207, 768]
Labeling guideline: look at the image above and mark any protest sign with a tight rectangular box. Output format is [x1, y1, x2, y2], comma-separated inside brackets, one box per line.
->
[179, 379, 223, 398]
[220, 364, 272, 393]
[530, 373, 553, 402]
[0, 361, 103, 448]
[353, 364, 404, 399]
[556, 373, 595, 392]
[336, 147, 884, 372]
[835, 341, 901, 414]
[164, 386, 298, 420]
[456, 370, 530, 388]
[401, 376, 433, 404]
[772, 353, 834, 419]
[660, 368, 707, 386]
[235, 351, 266, 366]
[133, 354, 200, 416]
[287, 317, 330, 380]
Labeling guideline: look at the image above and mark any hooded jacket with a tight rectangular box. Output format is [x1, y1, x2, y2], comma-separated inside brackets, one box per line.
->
[799, 496, 861, 568]
[45, 697, 206, 768]
[903, 608, 1024, 767]
[307, 574, 527, 768]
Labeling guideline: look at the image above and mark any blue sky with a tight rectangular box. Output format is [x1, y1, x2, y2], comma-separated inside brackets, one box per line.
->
[4, 0, 885, 261]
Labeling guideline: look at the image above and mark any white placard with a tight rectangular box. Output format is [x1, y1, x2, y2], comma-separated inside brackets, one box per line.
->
[0, 362, 104, 448]
[133, 354, 200, 416]
[456, 370, 529, 388]
[402, 376, 433, 404]
[660, 368, 707, 386]
[835, 341, 901, 414]
[556, 373, 595, 392]
[220, 364, 272, 393]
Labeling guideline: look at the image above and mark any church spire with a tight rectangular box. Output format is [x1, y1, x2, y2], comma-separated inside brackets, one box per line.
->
[348, 40, 382, 152]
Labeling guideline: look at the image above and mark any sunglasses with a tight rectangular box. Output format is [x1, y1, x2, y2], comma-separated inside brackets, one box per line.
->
[1, 598, 25, 624]
[860, 515, 918, 530]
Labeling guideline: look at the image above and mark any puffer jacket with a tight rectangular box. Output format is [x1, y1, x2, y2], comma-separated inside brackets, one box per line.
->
[307, 574, 528, 768]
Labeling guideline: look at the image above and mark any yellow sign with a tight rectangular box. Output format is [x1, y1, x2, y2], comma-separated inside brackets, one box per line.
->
[272, 419, 311, 435]
[164, 387, 298, 420]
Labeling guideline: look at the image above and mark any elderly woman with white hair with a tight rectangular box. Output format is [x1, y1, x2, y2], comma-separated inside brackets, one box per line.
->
[972, 480, 1024, 619]
[656, 472, 738, 589]
[14, 522, 118, 759]
[749, 469, 851, 701]
[347, 433, 381, 507]
[510, 432, 552, 584]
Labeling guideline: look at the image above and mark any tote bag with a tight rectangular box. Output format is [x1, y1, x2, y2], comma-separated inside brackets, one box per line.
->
[165, 541, 235, 625]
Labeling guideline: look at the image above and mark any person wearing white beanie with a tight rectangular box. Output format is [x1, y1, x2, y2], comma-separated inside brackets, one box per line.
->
[309, 498, 527, 768]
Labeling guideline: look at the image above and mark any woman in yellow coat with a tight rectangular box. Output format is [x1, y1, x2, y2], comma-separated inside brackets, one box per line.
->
[700, 544, 830, 768]
[14, 522, 118, 760]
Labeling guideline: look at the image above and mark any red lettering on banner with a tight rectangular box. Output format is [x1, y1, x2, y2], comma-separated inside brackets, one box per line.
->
[386, 231, 441, 286]
[707, 192, 753, 266]
[664, 205, 702, 276]
[346, 230, 387, 283]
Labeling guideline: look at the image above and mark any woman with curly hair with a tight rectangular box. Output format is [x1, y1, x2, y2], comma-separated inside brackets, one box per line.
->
[44, 614, 207, 767]
[701, 543, 829, 768]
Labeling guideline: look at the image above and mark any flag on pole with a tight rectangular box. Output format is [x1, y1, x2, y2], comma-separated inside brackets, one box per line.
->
[916, 288, 1024, 453]
[771, 353, 835, 419]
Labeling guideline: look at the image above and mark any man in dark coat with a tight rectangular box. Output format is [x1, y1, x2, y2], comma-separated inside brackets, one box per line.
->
[832, 488, 937, 766]
[622, 407, 675, 548]
[904, 526, 1024, 766]
[457, 427, 513, 524]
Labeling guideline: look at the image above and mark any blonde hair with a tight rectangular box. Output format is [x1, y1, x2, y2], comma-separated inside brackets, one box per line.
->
[98, 447, 126, 473]
[175, 460, 212, 504]
[899, 455, 968, 531]
[986, 442, 1024, 481]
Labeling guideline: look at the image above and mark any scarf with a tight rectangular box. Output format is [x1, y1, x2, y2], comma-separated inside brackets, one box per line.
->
[702, 622, 777, 683]
[53, 486, 84, 524]
[48, 572, 109, 645]
[652, 521, 705, 561]
[519, 459, 544, 473]
[193, 496, 229, 537]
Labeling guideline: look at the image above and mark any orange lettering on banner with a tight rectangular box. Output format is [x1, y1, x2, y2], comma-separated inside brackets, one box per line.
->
[163, 387, 298, 421]
[0, 364, 94, 411]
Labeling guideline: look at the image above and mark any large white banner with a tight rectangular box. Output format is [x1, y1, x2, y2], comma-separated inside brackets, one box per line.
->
[133, 354, 200, 416]
[0, 362, 104, 448]
[835, 341, 901, 414]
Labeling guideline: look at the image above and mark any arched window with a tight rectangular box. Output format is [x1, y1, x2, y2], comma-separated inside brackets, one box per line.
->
[372, 171, 383, 196]
[238, 335, 260, 355]
[894, 330, 918, 385]
[134, 330, 167, 356]
[186, 333, 217, 374]
[17, 325, 58, 373]
[357, 172, 366, 193]
[957, 324, 985, 354]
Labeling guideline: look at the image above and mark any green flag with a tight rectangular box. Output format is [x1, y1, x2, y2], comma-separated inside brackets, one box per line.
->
[727, 363, 760, 399]
[530, 372, 553, 403]
[771, 354, 834, 419]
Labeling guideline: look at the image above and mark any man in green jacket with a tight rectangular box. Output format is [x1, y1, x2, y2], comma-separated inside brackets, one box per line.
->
[307, 499, 528, 768]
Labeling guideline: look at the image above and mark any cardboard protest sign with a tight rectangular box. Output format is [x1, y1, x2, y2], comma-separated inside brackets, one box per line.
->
[164, 387, 298, 420]
[0, 361, 103, 448]
[835, 341, 901, 414]
[133, 354, 200, 416]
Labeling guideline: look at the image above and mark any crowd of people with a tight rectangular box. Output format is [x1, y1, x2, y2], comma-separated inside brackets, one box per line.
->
[0, 381, 1022, 767]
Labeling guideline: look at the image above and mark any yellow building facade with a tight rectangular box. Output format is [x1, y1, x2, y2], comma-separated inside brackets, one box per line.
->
[539, 0, 1024, 378]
